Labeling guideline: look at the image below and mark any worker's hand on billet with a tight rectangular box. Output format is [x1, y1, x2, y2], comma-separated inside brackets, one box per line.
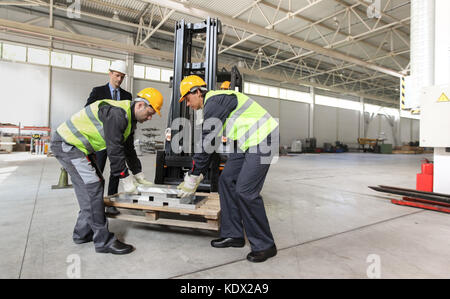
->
[134, 172, 153, 187]
[121, 175, 138, 194]
[177, 173, 204, 198]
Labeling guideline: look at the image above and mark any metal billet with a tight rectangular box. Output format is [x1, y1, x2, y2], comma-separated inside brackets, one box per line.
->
[111, 184, 207, 210]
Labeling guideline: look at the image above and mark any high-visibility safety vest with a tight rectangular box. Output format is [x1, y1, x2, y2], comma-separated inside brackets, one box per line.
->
[204, 90, 278, 151]
[56, 100, 132, 155]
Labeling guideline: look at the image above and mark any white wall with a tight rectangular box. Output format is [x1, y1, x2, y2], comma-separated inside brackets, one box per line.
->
[279, 100, 309, 146]
[365, 114, 396, 145]
[51, 68, 107, 129]
[338, 108, 360, 147]
[314, 105, 337, 147]
[0, 59, 421, 148]
[412, 119, 420, 141]
[400, 118, 412, 144]
[0, 61, 49, 126]
[244, 94, 310, 147]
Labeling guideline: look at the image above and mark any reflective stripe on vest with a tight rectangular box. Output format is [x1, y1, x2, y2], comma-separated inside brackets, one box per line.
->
[56, 100, 132, 155]
[204, 90, 278, 151]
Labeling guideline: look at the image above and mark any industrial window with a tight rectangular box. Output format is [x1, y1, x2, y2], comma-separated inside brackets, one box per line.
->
[145, 66, 160, 81]
[92, 58, 110, 73]
[245, 82, 311, 104]
[400, 110, 421, 120]
[27, 47, 49, 65]
[0, 40, 178, 85]
[268, 87, 278, 98]
[259, 85, 269, 97]
[365, 104, 398, 117]
[72, 55, 91, 71]
[381, 107, 399, 117]
[249, 83, 259, 95]
[364, 104, 382, 114]
[2, 43, 26, 62]
[161, 69, 173, 82]
[134, 64, 145, 79]
[316, 95, 361, 111]
[338, 99, 362, 111]
[279, 88, 287, 99]
[51, 51, 71, 68]
[244, 82, 250, 94]
[316, 95, 339, 107]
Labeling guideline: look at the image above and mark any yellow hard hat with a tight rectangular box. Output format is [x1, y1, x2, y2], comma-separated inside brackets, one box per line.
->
[137, 87, 163, 116]
[179, 75, 206, 102]
[220, 81, 231, 90]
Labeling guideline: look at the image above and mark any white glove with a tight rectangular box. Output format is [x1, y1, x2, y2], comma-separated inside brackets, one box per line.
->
[134, 172, 153, 186]
[177, 173, 204, 198]
[121, 175, 138, 194]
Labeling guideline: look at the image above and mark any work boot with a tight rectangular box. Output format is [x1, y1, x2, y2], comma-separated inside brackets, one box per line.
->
[96, 240, 134, 255]
[211, 237, 245, 248]
[105, 206, 120, 215]
[246, 245, 277, 263]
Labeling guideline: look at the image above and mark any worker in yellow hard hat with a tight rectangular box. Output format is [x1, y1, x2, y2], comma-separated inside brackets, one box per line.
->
[51, 87, 163, 255]
[220, 81, 231, 90]
[177, 75, 278, 263]
[85, 60, 133, 216]
[137, 87, 163, 116]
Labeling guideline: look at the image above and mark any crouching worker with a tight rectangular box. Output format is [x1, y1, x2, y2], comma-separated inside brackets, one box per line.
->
[51, 88, 163, 254]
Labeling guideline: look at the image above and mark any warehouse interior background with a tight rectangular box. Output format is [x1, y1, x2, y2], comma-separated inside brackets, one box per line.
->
[1, 0, 449, 280]
[0, 0, 420, 150]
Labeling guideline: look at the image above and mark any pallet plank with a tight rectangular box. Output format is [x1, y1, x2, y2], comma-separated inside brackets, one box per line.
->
[107, 213, 219, 231]
[104, 191, 220, 231]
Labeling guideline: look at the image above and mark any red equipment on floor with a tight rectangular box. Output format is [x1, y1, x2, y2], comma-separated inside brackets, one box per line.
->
[416, 159, 433, 192]
[391, 197, 450, 214]
[369, 185, 450, 214]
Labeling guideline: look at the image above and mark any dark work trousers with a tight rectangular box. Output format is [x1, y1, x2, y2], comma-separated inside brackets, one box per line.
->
[218, 132, 277, 252]
[51, 132, 116, 250]
[95, 149, 119, 196]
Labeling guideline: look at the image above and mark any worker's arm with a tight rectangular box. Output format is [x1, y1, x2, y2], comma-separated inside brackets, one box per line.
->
[189, 93, 238, 176]
[98, 105, 133, 178]
[123, 128, 142, 175]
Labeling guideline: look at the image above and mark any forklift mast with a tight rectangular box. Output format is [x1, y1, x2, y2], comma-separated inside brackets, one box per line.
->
[217, 66, 243, 92]
[155, 18, 222, 192]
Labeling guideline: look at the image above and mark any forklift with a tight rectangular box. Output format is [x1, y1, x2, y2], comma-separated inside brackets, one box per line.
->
[154, 17, 242, 192]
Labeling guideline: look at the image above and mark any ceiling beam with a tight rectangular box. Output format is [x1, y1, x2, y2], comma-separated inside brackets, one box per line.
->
[142, 0, 403, 78]
[0, 17, 397, 105]
[259, 0, 408, 62]
[0, 17, 173, 59]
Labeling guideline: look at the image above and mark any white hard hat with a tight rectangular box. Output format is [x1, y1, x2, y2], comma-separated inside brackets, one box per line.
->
[109, 60, 127, 75]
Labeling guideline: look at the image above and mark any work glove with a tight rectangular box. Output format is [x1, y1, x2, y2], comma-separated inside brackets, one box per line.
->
[134, 172, 153, 187]
[177, 173, 204, 198]
[121, 175, 138, 194]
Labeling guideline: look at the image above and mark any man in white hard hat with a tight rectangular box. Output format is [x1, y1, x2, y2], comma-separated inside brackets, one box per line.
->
[85, 60, 133, 215]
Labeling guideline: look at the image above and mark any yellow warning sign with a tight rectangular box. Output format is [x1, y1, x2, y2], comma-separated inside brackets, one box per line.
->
[437, 93, 450, 102]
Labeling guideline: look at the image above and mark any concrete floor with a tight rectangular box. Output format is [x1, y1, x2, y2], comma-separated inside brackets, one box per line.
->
[1, 151, 449, 279]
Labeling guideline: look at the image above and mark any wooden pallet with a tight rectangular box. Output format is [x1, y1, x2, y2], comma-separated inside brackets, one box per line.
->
[104, 192, 220, 231]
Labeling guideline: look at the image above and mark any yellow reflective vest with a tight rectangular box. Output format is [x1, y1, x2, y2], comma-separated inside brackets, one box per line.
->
[56, 100, 132, 155]
[204, 90, 278, 151]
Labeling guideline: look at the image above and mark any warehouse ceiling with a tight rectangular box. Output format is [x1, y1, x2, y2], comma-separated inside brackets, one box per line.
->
[0, 0, 411, 105]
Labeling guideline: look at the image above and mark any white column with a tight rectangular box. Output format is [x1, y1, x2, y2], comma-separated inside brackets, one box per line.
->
[397, 109, 402, 147]
[433, 0, 450, 193]
[309, 87, 315, 138]
[126, 35, 134, 94]
[47, 0, 54, 129]
[359, 97, 365, 138]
